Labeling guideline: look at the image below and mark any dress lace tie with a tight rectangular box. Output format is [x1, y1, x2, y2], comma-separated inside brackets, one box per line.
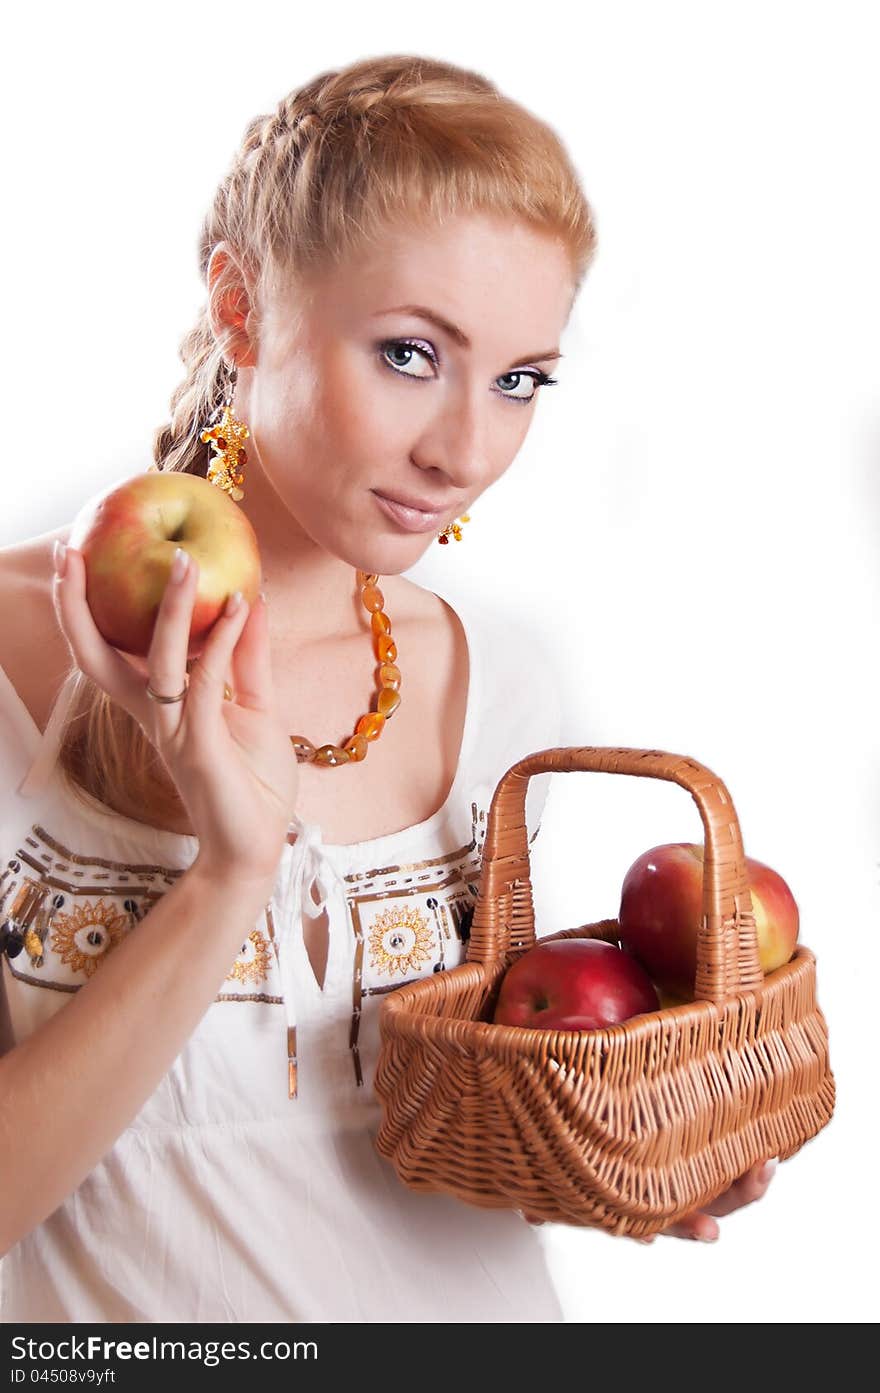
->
[278, 816, 347, 1099]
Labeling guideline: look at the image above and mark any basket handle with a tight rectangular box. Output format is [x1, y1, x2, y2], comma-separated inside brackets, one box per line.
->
[468, 746, 764, 1004]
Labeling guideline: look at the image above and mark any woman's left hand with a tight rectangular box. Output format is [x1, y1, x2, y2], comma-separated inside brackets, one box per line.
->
[518, 1156, 779, 1241]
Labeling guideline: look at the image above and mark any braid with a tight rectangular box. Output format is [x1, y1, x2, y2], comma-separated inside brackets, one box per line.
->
[241, 99, 323, 158]
[241, 56, 494, 160]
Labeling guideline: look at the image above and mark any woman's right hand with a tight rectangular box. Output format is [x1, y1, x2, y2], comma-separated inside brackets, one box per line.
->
[52, 542, 300, 887]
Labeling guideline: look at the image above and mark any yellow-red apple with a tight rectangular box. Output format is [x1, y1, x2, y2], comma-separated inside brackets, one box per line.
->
[617, 843, 800, 1000]
[493, 938, 660, 1030]
[67, 470, 262, 659]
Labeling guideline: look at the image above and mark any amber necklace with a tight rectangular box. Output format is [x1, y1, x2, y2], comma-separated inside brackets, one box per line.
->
[287, 569, 402, 767]
[187, 567, 402, 767]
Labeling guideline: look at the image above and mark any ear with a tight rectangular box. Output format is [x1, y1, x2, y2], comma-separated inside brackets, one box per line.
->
[206, 242, 259, 369]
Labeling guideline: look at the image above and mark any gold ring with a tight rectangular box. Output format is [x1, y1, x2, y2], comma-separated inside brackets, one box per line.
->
[145, 674, 189, 704]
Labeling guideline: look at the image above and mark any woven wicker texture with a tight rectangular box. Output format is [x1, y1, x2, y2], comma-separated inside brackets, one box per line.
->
[373, 747, 835, 1236]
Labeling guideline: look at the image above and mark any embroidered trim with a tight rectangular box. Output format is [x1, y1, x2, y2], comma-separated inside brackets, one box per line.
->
[225, 928, 272, 987]
[2, 827, 278, 1005]
[50, 896, 128, 977]
[367, 904, 436, 978]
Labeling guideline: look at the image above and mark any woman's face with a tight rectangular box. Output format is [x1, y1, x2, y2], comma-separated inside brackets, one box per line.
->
[231, 211, 575, 574]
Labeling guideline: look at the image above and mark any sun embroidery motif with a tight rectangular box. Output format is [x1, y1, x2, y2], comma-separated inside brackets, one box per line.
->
[368, 905, 436, 978]
[226, 929, 272, 987]
[50, 899, 128, 978]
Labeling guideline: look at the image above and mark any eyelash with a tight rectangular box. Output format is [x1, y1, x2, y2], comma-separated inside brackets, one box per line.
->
[377, 338, 558, 405]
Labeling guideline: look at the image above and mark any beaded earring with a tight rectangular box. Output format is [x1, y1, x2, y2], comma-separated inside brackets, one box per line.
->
[436, 513, 471, 544]
[200, 363, 250, 501]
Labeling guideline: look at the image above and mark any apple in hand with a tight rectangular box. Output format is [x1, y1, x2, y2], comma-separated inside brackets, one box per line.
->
[617, 843, 800, 1000]
[66, 470, 262, 659]
[493, 938, 660, 1030]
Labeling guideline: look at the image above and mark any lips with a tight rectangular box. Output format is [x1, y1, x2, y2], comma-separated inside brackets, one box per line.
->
[372, 490, 451, 535]
[373, 489, 451, 513]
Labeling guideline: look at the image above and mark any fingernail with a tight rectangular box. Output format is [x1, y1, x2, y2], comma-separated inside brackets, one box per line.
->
[760, 1158, 779, 1181]
[53, 539, 67, 578]
[694, 1231, 718, 1243]
[225, 590, 243, 616]
[170, 547, 190, 584]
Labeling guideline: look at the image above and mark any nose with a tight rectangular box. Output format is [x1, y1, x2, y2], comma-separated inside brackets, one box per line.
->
[410, 386, 494, 493]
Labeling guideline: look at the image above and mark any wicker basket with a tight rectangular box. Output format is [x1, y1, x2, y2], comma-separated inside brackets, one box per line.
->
[373, 747, 835, 1237]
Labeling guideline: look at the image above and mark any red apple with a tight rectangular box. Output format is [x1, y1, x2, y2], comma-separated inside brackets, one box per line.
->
[617, 842, 800, 1000]
[493, 938, 660, 1030]
[66, 470, 262, 659]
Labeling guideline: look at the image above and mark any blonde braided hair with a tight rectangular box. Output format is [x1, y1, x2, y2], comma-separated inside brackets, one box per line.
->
[58, 53, 597, 828]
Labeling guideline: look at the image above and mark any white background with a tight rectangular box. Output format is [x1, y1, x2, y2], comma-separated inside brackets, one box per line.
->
[3, 1, 877, 1322]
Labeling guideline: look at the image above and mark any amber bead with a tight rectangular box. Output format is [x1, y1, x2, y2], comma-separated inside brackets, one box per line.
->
[438, 534, 449, 544]
[377, 634, 397, 663]
[290, 736, 317, 762]
[314, 744, 351, 766]
[344, 733, 368, 761]
[379, 662, 401, 689]
[356, 712, 385, 741]
[371, 609, 391, 637]
[238, 449, 247, 464]
[362, 584, 384, 613]
[377, 687, 401, 719]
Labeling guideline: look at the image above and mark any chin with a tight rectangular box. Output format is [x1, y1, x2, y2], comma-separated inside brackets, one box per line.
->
[348, 535, 435, 579]
[354, 555, 416, 580]
[321, 497, 441, 577]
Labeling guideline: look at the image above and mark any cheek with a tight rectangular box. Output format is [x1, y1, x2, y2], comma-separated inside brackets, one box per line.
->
[321, 354, 410, 458]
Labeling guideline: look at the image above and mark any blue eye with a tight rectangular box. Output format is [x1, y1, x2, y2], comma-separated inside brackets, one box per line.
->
[494, 370, 557, 404]
[380, 339, 435, 379]
[377, 339, 558, 405]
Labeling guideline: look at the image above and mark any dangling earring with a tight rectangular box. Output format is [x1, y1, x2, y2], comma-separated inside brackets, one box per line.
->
[200, 361, 250, 501]
[436, 513, 471, 545]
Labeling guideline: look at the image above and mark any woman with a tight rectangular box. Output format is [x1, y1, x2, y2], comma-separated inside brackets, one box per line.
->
[0, 54, 776, 1323]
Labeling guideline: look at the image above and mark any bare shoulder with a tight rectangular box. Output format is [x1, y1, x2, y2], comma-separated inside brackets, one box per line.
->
[386, 572, 461, 630]
[386, 573, 470, 747]
[387, 574, 468, 674]
[0, 529, 69, 1058]
[0, 523, 73, 736]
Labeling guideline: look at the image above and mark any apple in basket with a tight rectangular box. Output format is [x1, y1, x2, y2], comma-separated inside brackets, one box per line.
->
[493, 938, 660, 1030]
[617, 842, 800, 1001]
[66, 471, 262, 659]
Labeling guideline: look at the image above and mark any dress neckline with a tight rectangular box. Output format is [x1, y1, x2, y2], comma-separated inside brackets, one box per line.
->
[5, 589, 481, 863]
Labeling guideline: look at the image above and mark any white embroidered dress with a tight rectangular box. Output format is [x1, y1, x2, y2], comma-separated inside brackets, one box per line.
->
[0, 593, 564, 1323]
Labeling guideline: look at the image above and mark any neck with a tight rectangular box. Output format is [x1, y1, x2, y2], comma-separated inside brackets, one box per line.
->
[234, 458, 392, 649]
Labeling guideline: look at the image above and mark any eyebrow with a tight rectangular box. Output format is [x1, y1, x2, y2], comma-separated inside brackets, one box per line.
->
[371, 304, 563, 367]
